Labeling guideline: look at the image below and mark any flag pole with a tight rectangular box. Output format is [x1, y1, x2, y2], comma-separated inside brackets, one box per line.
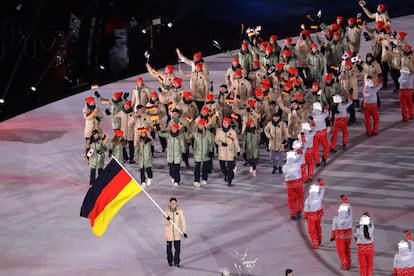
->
[111, 156, 185, 236]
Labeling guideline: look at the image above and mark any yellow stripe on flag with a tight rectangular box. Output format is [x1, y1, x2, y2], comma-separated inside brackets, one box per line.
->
[91, 179, 141, 237]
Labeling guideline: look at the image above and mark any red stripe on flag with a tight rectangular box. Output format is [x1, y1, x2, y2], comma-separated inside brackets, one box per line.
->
[87, 169, 132, 226]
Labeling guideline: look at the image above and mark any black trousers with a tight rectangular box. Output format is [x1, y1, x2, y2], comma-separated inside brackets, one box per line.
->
[140, 167, 153, 183]
[219, 160, 235, 184]
[166, 240, 181, 265]
[90, 168, 103, 186]
[390, 67, 401, 90]
[194, 161, 209, 182]
[123, 140, 134, 161]
[169, 163, 181, 184]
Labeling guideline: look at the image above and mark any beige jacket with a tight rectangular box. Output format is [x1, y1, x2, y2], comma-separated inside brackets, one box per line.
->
[164, 207, 186, 241]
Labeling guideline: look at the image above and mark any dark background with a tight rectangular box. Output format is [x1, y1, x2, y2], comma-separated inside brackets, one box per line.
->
[1, 0, 414, 121]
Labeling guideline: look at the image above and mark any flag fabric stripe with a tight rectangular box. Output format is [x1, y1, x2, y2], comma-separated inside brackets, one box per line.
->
[80, 159, 142, 237]
[88, 169, 137, 222]
[90, 179, 141, 236]
[80, 159, 123, 217]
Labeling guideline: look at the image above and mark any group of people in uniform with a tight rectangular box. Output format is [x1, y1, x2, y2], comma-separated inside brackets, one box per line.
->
[81, 1, 414, 274]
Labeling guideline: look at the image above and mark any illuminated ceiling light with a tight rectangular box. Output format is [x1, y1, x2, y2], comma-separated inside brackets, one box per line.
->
[99, 65, 106, 70]
[167, 22, 173, 28]
[141, 28, 147, 34]
[0, 99, 5, 104]
[30, 86, 37, 92]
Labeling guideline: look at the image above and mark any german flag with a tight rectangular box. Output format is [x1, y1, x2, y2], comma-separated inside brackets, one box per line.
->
[185, 115, 193, 123]
[225, 97, 234, 104]
[86, 111, 95, 120]
[101, 99, 110, 105]
[150, 114, 159, 121]
[146, 106, 158, 112]
[167, 102, 174, 110]
[80, 159, 142, 237]
[231, 113, 239, 120]
[157, 75, 164, 83]
[210, 112, 218, 120]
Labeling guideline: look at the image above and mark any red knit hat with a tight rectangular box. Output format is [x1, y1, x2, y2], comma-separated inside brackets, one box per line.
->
[340, 194, 349, 203]
[85, 97, 95, 105]
[255, 89, 264, 97]
[398, 32, 407, 39]
[173, 77, 182, 85]
[325, 73, 333, 82]
[171, 123, 180, 130]
[285, 37, 292, 43]
[270, 35, 278, 41]
[252, 60, 260, 67]
[201, 106, 210, 113]
[377, 3, 386, 12]
[165, 65, 174, 73]
[113, 91, 123, 99]
[265, 45, 273, 52]
[375, 21, 385, 29]
[136, 77, 143, 84]
[288, 67, 298, 75]
[234, 69, 243, 77]
[198, 118, 206, 126]
[232, 57, 239, 63]
[183, 91, 192, 99]
[195, 63, 203, 70]
[193, 52, 202, 60]
[114, 129, 124, 137]
[150, 91, 158, 98]
[247, 99, 256, 107]
[204, 93, 213, 101]
[124, 100, 132, 107]
[348, 18, 356, 25]
[223, 117, 232, 124]
[282, 50, 291, 57]
[276, 63, 285, 70]
[241, 41, 249, 48]
[246, 119, 254, 126]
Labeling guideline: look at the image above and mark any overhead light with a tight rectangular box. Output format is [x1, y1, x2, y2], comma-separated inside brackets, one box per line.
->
[152, 18, 161, 26]
[99, 65, 105, 70]
[141, 28, 147, 34]
[30, 86, 37, 92]
[0, 99, 4, 104]
[167, 22, 173, 28]
[16, 3, 22, 11]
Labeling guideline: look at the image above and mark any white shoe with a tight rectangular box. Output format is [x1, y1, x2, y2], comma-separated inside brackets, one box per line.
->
[233, 166, 238, 174]
[146, 178, 152, 186]
[252, 170, 256, 177]
[141, 182, 146, 188]
[173, 182, 178, 186]
[193, 182, 200, 187]
[201, 180, 207, 185]
[249, 166, 253, 173]
[171, 178, 175, 184]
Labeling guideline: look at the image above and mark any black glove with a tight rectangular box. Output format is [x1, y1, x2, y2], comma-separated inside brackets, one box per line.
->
[144, 137, 151, 144]
[208, 152, 213, 158]
[105, 109, 111, 116]
[237, 152, 241, 156]
[155, 123, 161, 131]
[158, 87, 162, 93]
[320, 45, 326, 55]
[108, 150, 112, 158]
[95, 116, 101, 122]
[390, 41, 397, 49]
[208, 128, 215, 133]
[183, 233, 188, 238]
[183, 126, 188, 132]
[94, 91, 101, 98]
[330, 238, 335, 241]
[363, 32, 371, 41]
[236, 94, 241, 99]
[123, 92, 129, 100]
[97, 150, 102, 154]
[221, 142, 227, 147]
[166, 216, 171, 221]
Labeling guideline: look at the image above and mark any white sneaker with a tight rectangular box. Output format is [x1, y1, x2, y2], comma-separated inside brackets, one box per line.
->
[233, 166, 238, 174]
[252, 170, 256, 177]
[171, 178, 175, 184]
[249, 166, 253, 173]
[201, 180, 207, 185]
[141, 182, 146, 188]
[173, 182, 178, 186]
[146, 178, 152, 186]
[193, 182, 200, 187]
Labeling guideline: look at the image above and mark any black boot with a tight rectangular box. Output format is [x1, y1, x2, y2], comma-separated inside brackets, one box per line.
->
[321, 157, 327, 166]
[272, 166, 277, 174]
[278, 167, 283, 174]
